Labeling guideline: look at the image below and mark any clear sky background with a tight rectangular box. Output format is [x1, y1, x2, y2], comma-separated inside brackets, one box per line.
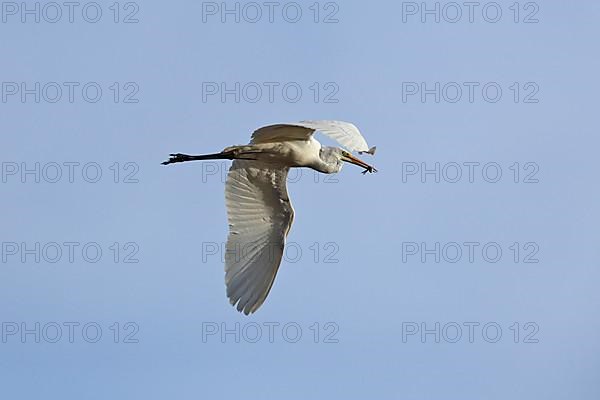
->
[1, 1, 599, 399]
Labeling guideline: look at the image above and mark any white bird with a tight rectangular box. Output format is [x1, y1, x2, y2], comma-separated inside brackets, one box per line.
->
[162, 120, 377, 314]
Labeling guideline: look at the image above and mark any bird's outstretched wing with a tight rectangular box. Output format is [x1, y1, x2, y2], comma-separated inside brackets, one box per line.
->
[224, 160, 295, 314]
[251, 120, 373, 154]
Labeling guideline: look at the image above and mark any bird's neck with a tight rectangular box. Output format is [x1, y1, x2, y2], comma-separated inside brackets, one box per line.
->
[311, 159, 339, 174]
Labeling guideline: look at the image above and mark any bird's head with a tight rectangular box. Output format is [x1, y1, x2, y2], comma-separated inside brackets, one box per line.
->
[319, 147, 378, 174]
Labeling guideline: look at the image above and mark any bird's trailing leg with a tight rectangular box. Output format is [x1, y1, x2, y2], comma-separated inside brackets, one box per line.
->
[161, 152, 231, 165]
[161, 148, 260, 166]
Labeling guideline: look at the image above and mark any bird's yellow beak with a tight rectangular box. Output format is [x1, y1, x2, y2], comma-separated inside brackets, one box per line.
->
[341, 152, 378, 174]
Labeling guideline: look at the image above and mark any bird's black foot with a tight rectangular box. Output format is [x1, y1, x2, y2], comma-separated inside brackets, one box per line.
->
[361, 166, 378, 175]
[161, 153, 192, 165]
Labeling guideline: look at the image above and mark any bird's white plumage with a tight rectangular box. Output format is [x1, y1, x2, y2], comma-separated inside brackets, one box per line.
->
[163, 120, 376, 314]
[251, 120, 370, 153]
[224, 160, 294, 314]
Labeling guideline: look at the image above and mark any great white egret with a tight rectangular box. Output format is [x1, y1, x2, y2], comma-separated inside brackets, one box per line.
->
[162, 120, 377, 314]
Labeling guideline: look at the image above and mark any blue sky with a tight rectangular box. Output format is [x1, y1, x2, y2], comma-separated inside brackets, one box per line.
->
[1, 1, 599, 399]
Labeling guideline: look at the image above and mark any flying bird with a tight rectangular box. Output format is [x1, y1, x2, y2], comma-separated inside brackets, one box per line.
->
[162, 120, 377, 314]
